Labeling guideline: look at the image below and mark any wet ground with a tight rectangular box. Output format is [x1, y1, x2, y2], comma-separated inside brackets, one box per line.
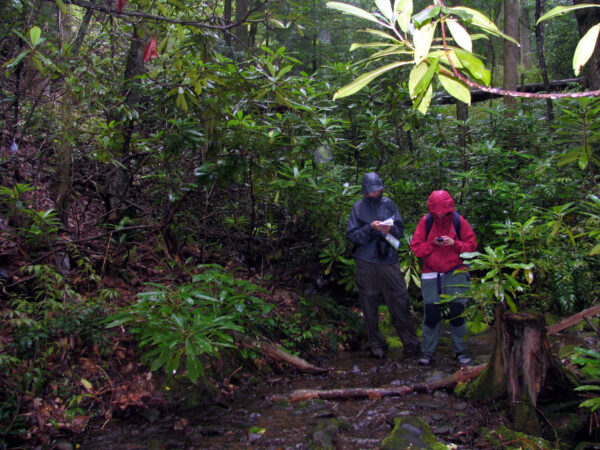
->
[79, 330, 510, 449]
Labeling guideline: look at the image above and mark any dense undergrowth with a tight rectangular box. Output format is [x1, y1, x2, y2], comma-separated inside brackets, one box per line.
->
[3, 4, 600, 444]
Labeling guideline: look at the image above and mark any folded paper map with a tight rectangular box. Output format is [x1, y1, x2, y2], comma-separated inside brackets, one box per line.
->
[381, 218, 399, 250]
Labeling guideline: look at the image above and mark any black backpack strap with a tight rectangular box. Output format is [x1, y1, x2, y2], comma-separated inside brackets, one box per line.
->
[453, 211, 461, 240]
[426, 211, 461, 240]
[425, 213, 433, 238]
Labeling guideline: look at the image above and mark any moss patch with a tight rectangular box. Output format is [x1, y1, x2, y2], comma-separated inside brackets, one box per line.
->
[381, 416, 447, 450]
[478, 426, 558, 449]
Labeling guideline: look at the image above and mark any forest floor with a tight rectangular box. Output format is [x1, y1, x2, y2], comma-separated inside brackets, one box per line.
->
[75, 315, 597, 449]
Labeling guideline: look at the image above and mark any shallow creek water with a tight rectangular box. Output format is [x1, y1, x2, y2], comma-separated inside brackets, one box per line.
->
[80, 330, 511, 449]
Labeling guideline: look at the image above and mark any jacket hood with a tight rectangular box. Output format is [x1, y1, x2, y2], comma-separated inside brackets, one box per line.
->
[361, 172, 384, 194]
[427, 190, 455, 215]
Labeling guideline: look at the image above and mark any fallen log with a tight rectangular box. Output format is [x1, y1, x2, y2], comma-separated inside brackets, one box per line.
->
[272, 363, 486, 402]
[235, 334, 330, 375]
[547, 304, 600, 335]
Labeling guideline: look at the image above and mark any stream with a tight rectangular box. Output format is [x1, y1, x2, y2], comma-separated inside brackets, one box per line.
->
[79, 330, 512, 449]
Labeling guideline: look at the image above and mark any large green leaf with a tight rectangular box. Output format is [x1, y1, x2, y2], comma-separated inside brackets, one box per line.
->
[446, 19, 472, 53]
[349, 42, 397, 51]
[412, 5, 440, 27]
[579, 149, 590, 170]
[395, 0, 413, 33]
[415, 83, 433, 114]
[537, 4, 600, 24]
[333, 60, 412, 100]
[429, 49, 465, 69]
[448, 6, 520, 46]
[326, 2, 382, 25]
[54, 0, 69, 16]
[455, 49, 491, 85]
[573, 23, 600, 76]
[409, 59, 438, 99]
[414, 21, 436, 65]
[29, 26, 42, 47]
[408, 61, 428, 98]
[438, 72, 471, 104]
[186, 354, 203, 382]
[358, 28, 403, 44]
[375, 0, 394, 21]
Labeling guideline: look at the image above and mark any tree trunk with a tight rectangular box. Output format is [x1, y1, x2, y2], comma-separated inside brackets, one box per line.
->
[503, 0, 519, 112]
[223, 0, 232, 45]
[574, 0, 600, 89]
[519, 4, 532, 68]
[234, 0, 248, 49]
[534, 0, 554, 123]
[53, 4, 73, 223]
[105, 25, 145, 218]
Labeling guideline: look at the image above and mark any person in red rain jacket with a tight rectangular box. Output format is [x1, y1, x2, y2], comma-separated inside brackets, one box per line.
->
[410, 190, 477, 366]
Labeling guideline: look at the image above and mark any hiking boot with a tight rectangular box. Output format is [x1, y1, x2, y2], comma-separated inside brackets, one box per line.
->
[456, 353, 472, 365]
[370, 347, 385, 359]
[418, 354, 433, 366]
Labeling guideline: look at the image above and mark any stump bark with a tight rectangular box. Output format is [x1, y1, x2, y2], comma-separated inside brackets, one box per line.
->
[465, 307, 577, 435]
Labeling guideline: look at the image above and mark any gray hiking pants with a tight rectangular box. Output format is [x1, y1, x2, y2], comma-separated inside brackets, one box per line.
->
[421, 271, 469, 357]
[355, 259, 420, 353]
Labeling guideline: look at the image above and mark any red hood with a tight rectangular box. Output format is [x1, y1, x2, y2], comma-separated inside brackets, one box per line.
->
[427, 190, 455, 215]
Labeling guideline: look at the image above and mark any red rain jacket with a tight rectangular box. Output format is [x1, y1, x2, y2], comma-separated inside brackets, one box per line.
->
[410, 190, 477, 274]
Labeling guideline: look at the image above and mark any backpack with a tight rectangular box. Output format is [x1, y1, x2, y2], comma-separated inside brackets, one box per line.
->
[425, 211, 461, 240]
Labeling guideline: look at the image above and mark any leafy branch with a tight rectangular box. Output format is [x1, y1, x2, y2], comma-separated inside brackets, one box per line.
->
[328, 0, 600, 114]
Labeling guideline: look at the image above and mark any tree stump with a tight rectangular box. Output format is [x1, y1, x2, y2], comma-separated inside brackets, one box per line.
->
[463, 307, 577, 435]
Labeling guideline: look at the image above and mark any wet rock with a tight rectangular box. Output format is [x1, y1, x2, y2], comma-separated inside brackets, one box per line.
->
[352, 365, 361, 373]
[381, 416, 447, 449]
[311, 429, 333, 448]
[54, 441, 73, 450]
[433, 390, 449, 400]
[432, 425, 451, 435]
[425, 370, 447, 383]
[249, 412, 262, 420]
[248, 430, 265, 443]
[453, 401, 469, 411]
[337, 437, 382, 447]
[309, 418, 345, 448]
[294, 398, 329, 413]
[365, 413, 389, 430]
[187, 424, 226, 437]
[141, 408, 161, 423]
[416, 399, 445, 409]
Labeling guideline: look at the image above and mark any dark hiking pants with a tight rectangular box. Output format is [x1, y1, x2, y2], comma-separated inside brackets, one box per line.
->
[355, 259, 420, 353]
